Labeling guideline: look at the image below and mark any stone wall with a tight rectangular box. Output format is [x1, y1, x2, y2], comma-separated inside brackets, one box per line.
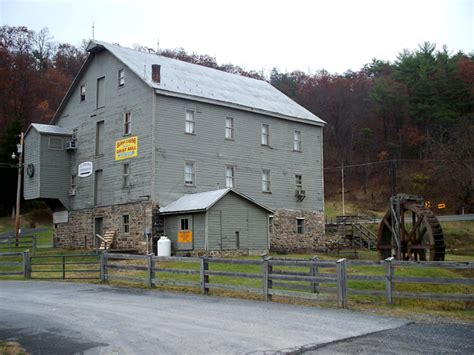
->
[54, 202, 154, 253]
[270, 208, 326, 253]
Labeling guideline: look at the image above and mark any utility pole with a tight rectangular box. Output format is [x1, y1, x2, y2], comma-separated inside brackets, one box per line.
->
[14, 132, 24, 247]
[341, 165, 345, 216]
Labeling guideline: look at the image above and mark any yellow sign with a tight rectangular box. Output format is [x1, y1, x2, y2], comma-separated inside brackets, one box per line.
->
[115, 136, 138, 160]
[437, 203, 446, 209]
[424, 201, 431, 208]
[178, 231, 192, 243]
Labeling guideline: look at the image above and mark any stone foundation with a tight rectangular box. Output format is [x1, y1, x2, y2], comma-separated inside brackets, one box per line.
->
[54, 202, 154, 253]
[270, 208, 326, 253]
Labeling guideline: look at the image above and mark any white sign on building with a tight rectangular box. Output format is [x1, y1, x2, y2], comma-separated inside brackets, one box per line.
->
[78, 161, 93, 178]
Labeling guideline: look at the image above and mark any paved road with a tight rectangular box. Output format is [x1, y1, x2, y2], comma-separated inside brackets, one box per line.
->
[0, 281, 409, 354]
[306, 322, 474, 354]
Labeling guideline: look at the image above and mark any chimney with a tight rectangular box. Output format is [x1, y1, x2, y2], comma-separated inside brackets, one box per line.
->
[152, 64, 161, 83]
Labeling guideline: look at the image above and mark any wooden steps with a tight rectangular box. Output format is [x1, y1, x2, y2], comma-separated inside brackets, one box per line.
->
[99, 230, 116, 250]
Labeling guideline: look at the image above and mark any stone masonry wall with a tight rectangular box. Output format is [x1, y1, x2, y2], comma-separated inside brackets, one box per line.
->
[54, 202, 154, 253]
[271, 208, 326, 253]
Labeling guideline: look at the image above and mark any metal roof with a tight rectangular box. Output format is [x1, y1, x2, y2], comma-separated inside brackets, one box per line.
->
[28, 123, 72, 135]
[159, 188, 273, 215]
[88, 40, 325, 126]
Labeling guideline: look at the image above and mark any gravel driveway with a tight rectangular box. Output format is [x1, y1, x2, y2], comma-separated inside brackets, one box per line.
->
[0, 281, 410, 354]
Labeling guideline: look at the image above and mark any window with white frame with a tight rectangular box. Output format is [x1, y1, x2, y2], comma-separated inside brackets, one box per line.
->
[80, 84, 86, 101]
[118, 69, 125, 87]
[294, 130, 302, 151]
[71, 174, 77, 191]
[123, 163, 130, 187]
[295, 174, 303, 192]
[184, 162, 195, 186]
[225, 166, 235, 188]
[124, 111, 131, 135]
[261, 124, 270, 145]
[225, 117, 234, 139]
[297, 218, 305, 234]
[180, 218, 189, 230]
[185, 109, 195, 134]
[262, 169, 271, 192]
[122, 214, 130, 234]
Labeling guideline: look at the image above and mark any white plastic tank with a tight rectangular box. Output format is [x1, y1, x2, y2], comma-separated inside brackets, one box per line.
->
[157, 236, 171, 257]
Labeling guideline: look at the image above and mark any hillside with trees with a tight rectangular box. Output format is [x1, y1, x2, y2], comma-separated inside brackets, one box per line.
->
[0, 25, 472, 214]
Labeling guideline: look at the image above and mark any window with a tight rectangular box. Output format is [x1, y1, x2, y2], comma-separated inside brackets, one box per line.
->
[261, 124, 269, 145]
[225, 166, 235, 188]
[48, 137, 63, 150]
[297, 218, 305, 234]
[95, 121, 104, 156]
[225, 117, 234, 139]
[94, 170, 103, 205]
[124, 111, 131, 135]
[262, 169, 271, 192]
[96, 76, 105, 108]
[118, 69, 125, 87]
[184, 162, 195, 186]
[123, 163, 130, 187]
[294, 130, 302, 151]
[80, 85, 86, 102]
[295, 174, 303, 192]
[268, 216, 274, 234]
[122, 215, 130, 234]
[185, 109, 195, 134]
[180, 218, 189, 230]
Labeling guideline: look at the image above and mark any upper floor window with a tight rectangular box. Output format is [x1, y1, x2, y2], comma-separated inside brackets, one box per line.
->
[225, 117, 234, 139]
[96, 76, 105, 108]
[124, 111, 132, 135]
[123, 163, 130, 187]
[262, 169, 271, 192]
[261, 124, 270, 145]
[80, 85, 86, 102]
[95, 121, 104, 156]
[185, 109, 195, 134]
[294, 130, 302, 151]
[118, 69, 125, 87]
[225, 166, 235, 188]
[184, 161, 195, 186]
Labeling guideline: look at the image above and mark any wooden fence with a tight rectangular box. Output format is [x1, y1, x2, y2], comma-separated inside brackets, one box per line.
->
[0, 235, 36, 252]
[1, 252, 472, 308]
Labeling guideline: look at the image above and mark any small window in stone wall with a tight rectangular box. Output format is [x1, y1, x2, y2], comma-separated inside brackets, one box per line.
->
[122, 215, 130, 234]
[48, 137, 64, 150]
[296, 218, 305, 234]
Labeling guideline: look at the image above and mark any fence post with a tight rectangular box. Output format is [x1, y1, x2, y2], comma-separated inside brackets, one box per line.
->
[147, 254, 155, 288]
[100, 252, 107, 283]
[32, 236, 37, 253]
[62, 255, 66, 280]
[310, 256, 319, 293]
[22, 251, 30, 279]
[385, 257, 394, 304]
[336, 258, 348, 309]
[200, 257, 209, 294]
[262, 255, 272, 301]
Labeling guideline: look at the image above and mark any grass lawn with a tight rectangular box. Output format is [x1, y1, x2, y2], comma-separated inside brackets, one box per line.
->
[0, 341, 27, 355]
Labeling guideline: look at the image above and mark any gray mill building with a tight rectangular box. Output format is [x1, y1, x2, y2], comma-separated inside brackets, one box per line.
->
[23, 40, 326, 255]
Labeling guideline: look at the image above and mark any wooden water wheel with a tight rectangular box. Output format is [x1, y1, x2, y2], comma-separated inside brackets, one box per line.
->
[377, 194, 445, 261]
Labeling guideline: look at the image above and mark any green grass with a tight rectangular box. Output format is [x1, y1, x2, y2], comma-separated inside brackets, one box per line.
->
[0, 340, 27, 355]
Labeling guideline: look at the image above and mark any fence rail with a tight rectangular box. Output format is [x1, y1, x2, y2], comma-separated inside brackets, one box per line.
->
[0, 235, 37, 252]
[1, 251, 473, 308]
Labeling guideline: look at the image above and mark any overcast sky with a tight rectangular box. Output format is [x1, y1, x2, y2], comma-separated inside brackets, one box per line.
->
[1, 0, 472, 75]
